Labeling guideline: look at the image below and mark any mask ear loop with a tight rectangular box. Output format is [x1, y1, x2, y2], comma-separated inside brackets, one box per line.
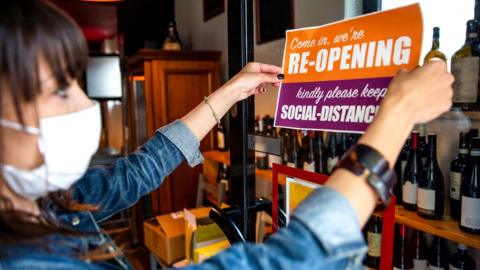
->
[0, 119, 40, 135]
[0, 117, 51, 199]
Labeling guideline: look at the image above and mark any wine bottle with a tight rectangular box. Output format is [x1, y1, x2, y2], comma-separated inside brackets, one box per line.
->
[267, 124, 282, 169]
[302, 131, 315, 172]
[403, 131, 423, 211]
[395, 138, 411, 200]
[410, 230, 427, 270]
[424, 27, 447, 62]
[263, 115, 273, 137]
[476, 0, 480, 22]
[427, 237, 447, 270]
[216, 123, 227, 152]
[460, 137, 480, 234]
[163, 21, 182, 51]
[365, 216, 382, 269]
[450, 132, 469, 220]
[313, 131, 327, 174]
[327, 133, 339, 174]
[255, 117, 269, 169]
[254, 115, 260, 135]
[258, 117, 265, 135]
[400, 138, 411, 179]
[418, 133, 444, 219]
[281, 129, 290, 165]
[467, 129, 479, 147]
[217, 163, 229, 191]
[451, 20, 480, 111]
[449, 244, 476, 270]
[393, 224, 413, 270]
[287, 130, 300, 168]
[338, 133, 348, 158]
[346, 133, 358, 149]
[418, 124, 428, 166]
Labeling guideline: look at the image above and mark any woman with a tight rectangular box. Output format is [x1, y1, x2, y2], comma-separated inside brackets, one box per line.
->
[0, 1, 453, 269]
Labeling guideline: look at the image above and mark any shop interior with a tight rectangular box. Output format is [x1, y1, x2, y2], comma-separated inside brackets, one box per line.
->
[47, 0, 479, 269]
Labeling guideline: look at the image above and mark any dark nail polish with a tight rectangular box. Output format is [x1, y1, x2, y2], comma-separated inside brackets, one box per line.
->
[277, 74, 285, 80]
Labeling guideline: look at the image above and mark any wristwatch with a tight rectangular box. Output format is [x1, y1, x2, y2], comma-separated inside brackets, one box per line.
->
[333, 144, 397, 207]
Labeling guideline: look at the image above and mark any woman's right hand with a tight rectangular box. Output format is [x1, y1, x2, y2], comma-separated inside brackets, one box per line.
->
[382, 60, 454, 124]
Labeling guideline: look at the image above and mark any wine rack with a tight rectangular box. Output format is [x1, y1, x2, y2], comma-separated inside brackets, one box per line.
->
[203, 150, 480, 250]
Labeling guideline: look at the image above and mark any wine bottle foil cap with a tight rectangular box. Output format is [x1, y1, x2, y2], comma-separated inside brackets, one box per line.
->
[411, 131, 419, 149]
[399, 224, 406, 237]
[458, 244, 468, 250]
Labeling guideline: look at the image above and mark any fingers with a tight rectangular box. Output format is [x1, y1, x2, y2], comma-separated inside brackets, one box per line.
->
[244, 62, 282, 74]
[257, 72, 283, 84]
[256, 63, 282, 74]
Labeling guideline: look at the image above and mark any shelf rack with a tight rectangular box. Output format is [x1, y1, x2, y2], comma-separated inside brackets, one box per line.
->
[204, 150, 480, 249]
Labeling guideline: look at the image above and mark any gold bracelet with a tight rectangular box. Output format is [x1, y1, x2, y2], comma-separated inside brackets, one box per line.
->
[203, 96, 221, 127]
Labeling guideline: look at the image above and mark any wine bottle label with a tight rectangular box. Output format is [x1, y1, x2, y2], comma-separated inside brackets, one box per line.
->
[303, 161, 315, 172]
[287, 162, 296, 168]
[367, 231, 381, 257]
[402, 181, 418, 204]
[461, 196, 480, 229]
[451, 56, 480, 103]
[449, 172, 461, 200]
[448, 265, 461, 270]
[413, 259, 427, 270]
[327, 157, 339, 173]
[418, 188, 436, 213]
[217, 131, 225, 149]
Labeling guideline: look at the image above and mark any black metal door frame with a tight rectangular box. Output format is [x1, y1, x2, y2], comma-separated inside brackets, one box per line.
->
[227, 0, 256, 241]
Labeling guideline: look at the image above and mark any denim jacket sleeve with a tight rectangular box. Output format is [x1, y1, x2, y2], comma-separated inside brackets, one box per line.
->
[183, 187, 367, 270]
[72, 120, 203, 222]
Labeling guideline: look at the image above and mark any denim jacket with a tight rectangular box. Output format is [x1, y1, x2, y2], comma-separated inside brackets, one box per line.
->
[0, 120, 367, 270]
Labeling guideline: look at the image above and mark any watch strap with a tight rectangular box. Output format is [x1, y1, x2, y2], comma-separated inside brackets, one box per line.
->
[334, 144, 396, 207]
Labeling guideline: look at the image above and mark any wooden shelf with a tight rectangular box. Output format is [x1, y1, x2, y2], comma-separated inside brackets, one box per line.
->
[255, 168, 272, 179]
[203, 150, 230, 165]
[203, 150, 285, 185]
[394, 206, 480, 249]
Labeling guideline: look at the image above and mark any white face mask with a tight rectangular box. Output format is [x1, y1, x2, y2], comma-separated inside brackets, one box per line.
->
[0, 103, 101, 200]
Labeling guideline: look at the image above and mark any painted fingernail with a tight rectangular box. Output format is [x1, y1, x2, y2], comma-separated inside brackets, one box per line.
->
[277, 74, 285, 80]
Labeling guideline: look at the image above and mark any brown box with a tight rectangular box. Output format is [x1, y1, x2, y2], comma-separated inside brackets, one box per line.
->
[144, 212, 186, 265]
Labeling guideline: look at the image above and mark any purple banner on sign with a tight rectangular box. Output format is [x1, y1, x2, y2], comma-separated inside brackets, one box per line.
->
[274, 77, 393, 133]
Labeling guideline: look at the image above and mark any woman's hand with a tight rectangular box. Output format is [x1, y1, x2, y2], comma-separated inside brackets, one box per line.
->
[182, 62, 282, 141]
[381, 60, 454, 124]
[222, 62, 283, 102]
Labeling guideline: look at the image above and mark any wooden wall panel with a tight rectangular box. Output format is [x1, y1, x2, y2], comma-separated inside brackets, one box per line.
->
[148, 59, 221, 213]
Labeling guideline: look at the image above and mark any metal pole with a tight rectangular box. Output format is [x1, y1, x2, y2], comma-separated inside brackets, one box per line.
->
[227, 0, 256, 241]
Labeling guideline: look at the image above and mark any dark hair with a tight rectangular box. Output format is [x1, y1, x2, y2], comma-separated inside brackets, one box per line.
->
[0, 0, 92, 248]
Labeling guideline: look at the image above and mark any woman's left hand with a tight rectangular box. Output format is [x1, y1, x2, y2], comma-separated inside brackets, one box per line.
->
[222, 62, 283, 101]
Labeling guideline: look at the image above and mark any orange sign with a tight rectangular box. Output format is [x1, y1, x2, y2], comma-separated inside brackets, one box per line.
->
[282, 4, 422, 83]
[275, 4, 423, 132]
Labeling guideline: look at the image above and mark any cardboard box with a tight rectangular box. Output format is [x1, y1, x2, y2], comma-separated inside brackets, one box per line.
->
[184, 207, 228, 263]
[194, 239, 230, 264]
[143, 211, 185, 265]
